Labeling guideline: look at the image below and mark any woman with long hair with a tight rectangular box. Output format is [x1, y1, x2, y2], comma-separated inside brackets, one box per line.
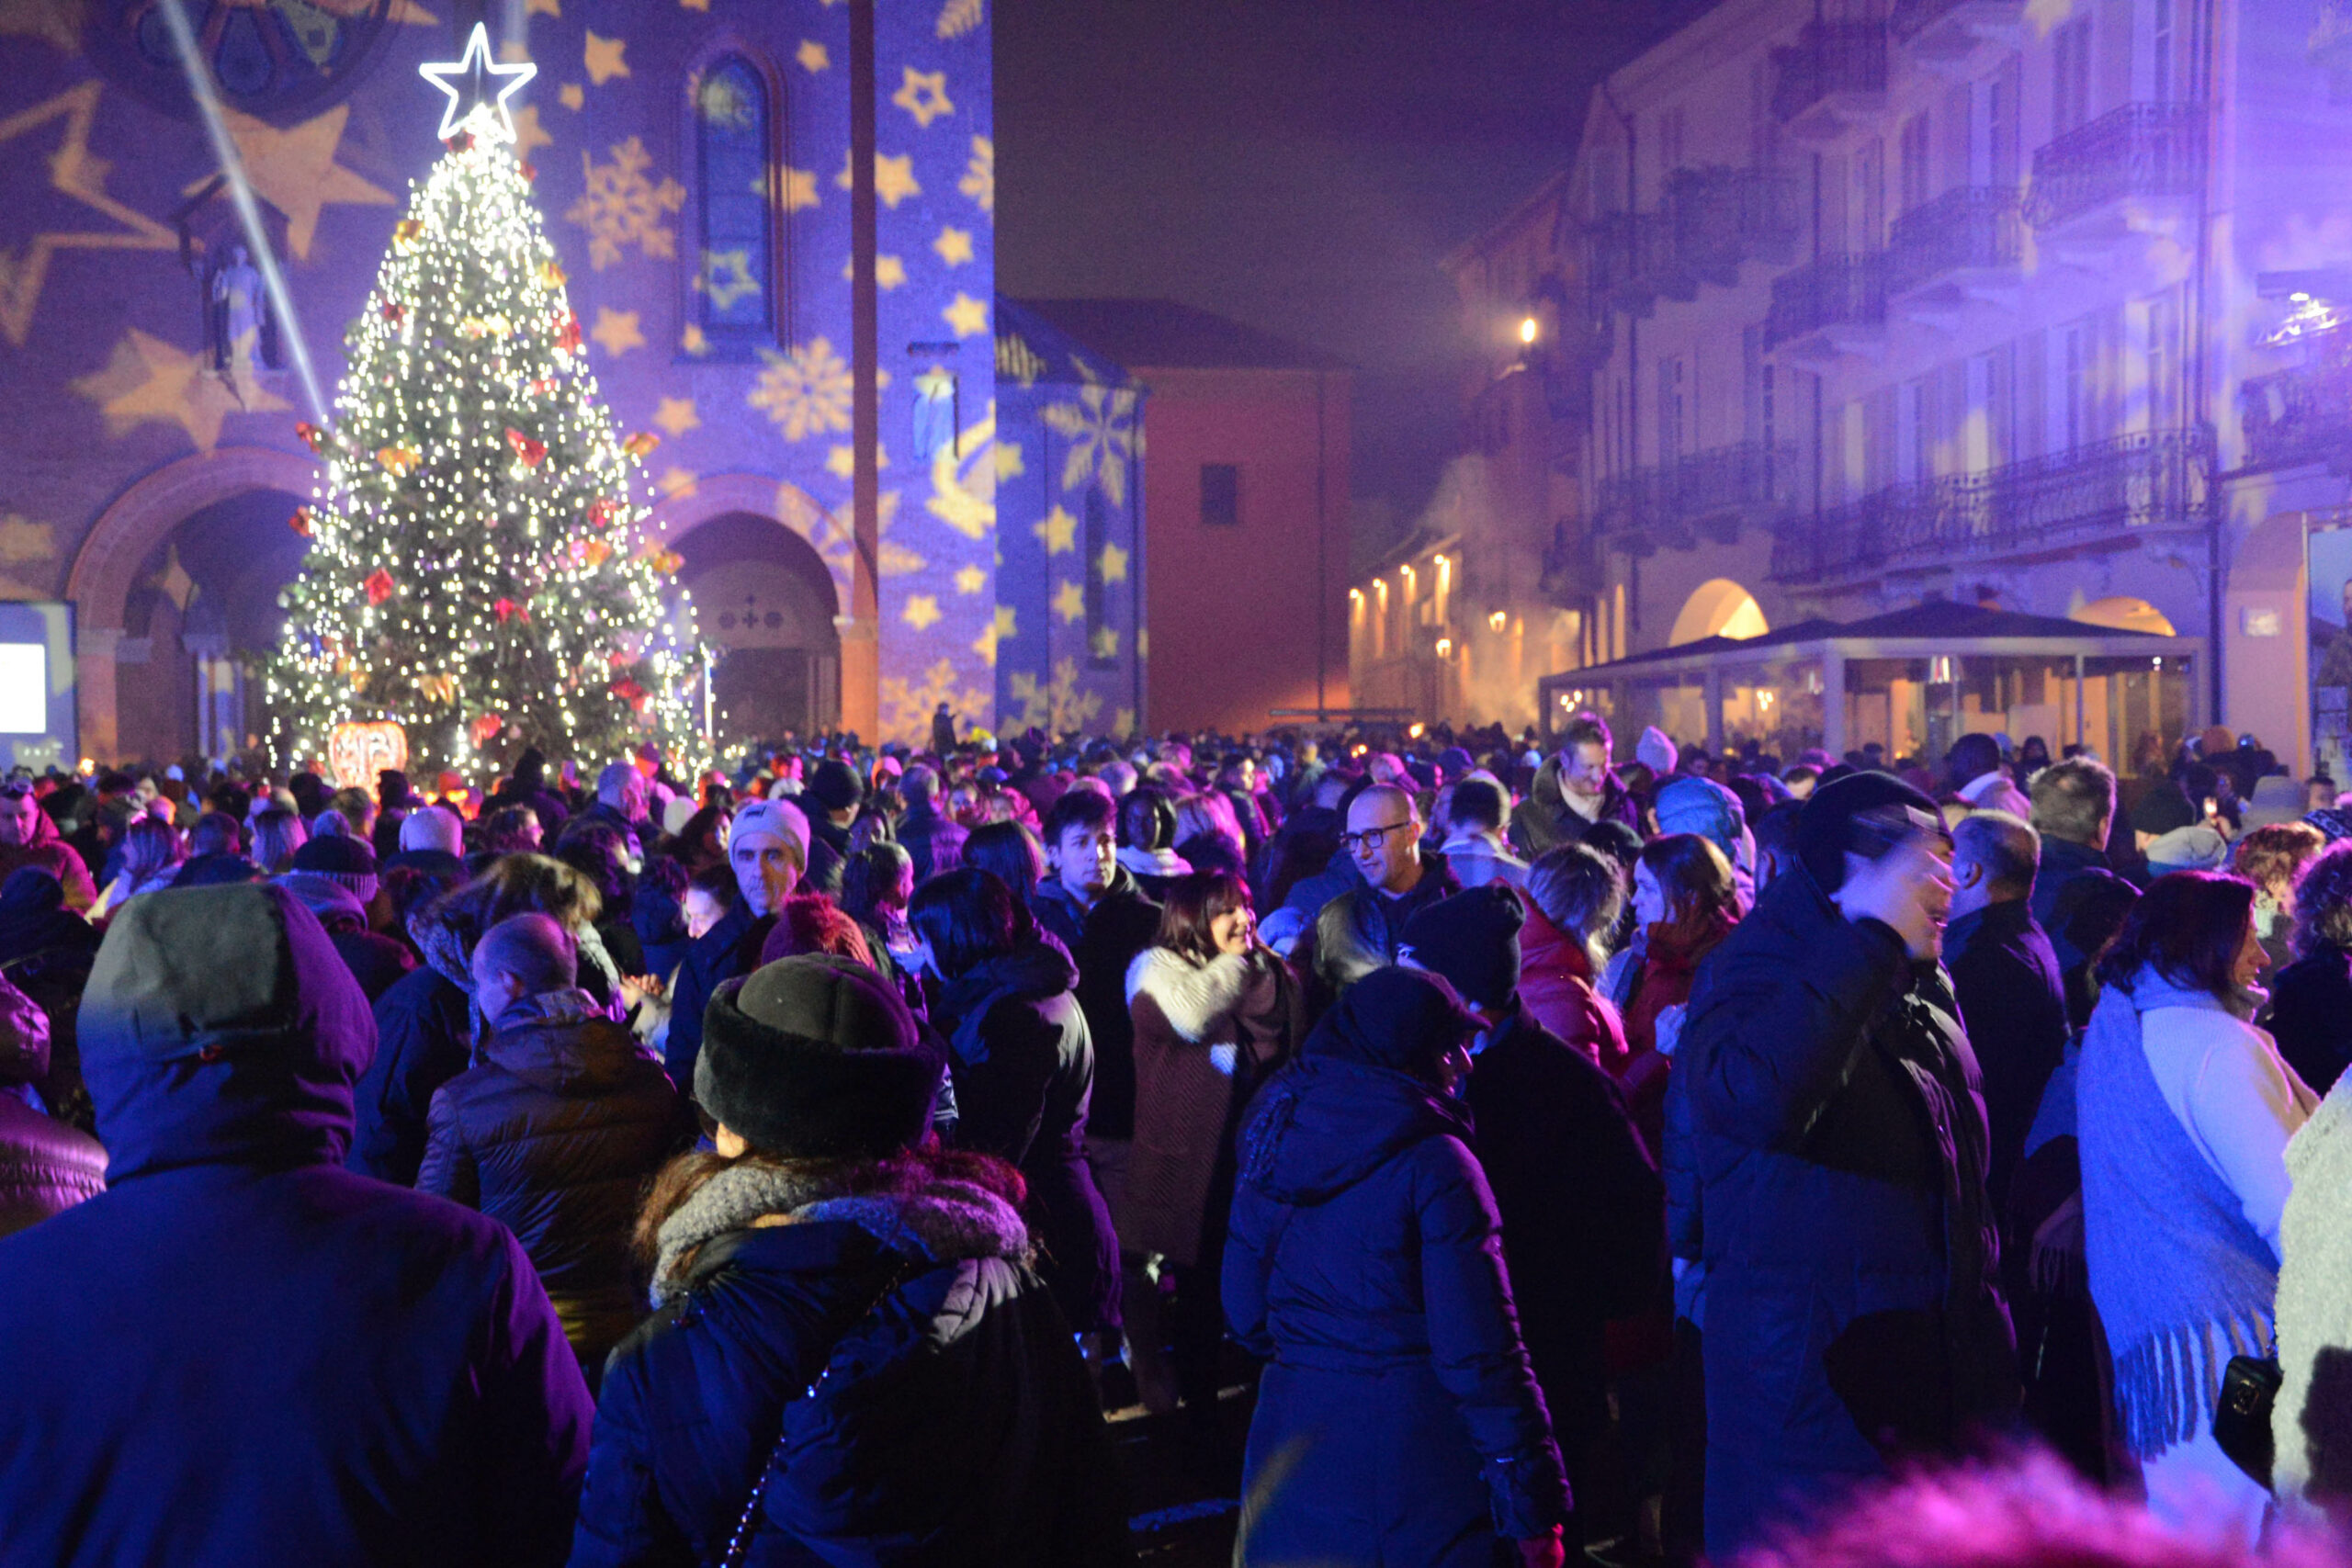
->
[1124, 869, 1302, 1432]
[910, 868, 1119, 1343]
[97, 817, 187, 914]
[1616, 832, 1740, 1152]
[2077, 871, 2315, 1546]
[250, 806, 307, 876]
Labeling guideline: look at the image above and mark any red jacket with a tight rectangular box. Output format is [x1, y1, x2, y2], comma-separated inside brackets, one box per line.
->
[1516, 898, 1625, 1068]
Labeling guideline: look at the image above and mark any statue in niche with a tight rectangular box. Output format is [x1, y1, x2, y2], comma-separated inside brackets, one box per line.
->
[209, 245, 276, 395]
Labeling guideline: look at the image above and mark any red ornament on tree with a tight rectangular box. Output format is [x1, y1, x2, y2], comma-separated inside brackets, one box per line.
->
[381, 300, 405, 324]
[504, 427, 548, 467]
[364, 569, 396, 605]
[469, 712, 503, 747]
[288, 506, 314, 537]
[587, 496, 616, 527]
[295, 421, 326, 453]
[554, 313, 582, 355]
[608, 678, 649, 715]
[493, 597, 522, 623]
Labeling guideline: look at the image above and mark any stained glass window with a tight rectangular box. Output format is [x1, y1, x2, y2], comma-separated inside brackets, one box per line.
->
[695, 56, 774, 344]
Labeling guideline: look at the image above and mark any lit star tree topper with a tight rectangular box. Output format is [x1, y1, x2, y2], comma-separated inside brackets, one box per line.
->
[265, 49, 706, 777]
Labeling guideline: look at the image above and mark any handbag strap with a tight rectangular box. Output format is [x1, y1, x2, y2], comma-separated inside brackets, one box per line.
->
[716, 1252, 918, 1568]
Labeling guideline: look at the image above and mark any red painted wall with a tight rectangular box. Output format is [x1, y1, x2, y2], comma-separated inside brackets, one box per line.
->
[1136, 366, 1351, 735]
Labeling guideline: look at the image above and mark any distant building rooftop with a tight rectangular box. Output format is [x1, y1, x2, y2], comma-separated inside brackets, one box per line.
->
[1009, 298, 1351, 373]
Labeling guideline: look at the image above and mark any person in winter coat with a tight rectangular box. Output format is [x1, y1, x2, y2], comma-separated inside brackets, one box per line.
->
[0, 866, 99, 1132]
[1289, 784, 1459, 1018]
[1225, 965, 1571, 1568]
[1509, 715, 1641, 860]
[1679, 773, 2016, 1558]
[1943, 811, 2069, 1218]
[1401, 886, 1663, 1551]
[911, 866, 1120, 1337]
[1115, 785, 1193, 901]
[2078, 871, 2314, 1547]
[571, 954, 1127, 1566]
[0, 779, 95, 913]
[0, 884, 592, 1565]
[1949, 733, 2034, 819]
[664, 797, 808, 1090]
[1440, 776, 1531, 891]
[0, 971, 103, 1236]
[1125, 869, 1302, 1427]
[419, 913, 687, 1387]
[1032, 788, 1163, 1204]
[2264, 840, 2352, 1096]
[1518, 843, 1632, 1065]
[2272, 1064, 2352, 1524]
[1617, 832, 1739, 1156]
[276, 869, 417, 1001]
[2028, 757, 2139, 1029]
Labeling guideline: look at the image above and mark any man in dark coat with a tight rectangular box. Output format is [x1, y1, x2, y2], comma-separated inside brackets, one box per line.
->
[0, 884, 592, 1565]
[1285, 784, 1458, 1010]
[571, 955, 1125, 1566]
[1401, 886, 1664, 1543]
[1943, 811, 2069, 1218]
[663, 796, 807, 1089]
[897, 762, 950, 884]
[1224, 967, 1571, 1566]
[800, 757, 864, 896]
[419, 913, 686, 1387]
[1681, 773, 2016, 1558]
[2027, 757, 2139, 1028]
[277, 869, 417, 1002]
[349, 886, 480, 1185]
[1029, 787, 1161, 1153]
[170, 810, 261, 888]
[485, 747, 571, 838]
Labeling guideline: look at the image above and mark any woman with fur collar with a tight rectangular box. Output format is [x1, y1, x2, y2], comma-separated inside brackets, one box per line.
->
[570, 953, 1125, 1567]
[1124, 870, 1303, 1427]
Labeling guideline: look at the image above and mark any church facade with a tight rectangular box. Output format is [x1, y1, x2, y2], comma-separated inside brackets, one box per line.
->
[0, 0, 1021, 766]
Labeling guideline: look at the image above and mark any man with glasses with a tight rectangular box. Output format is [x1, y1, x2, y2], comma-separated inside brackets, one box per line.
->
[0, 780, 94, 914]
[1292, 785, 1458, 1010]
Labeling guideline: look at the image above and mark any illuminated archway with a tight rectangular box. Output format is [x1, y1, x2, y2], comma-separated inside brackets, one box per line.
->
[1670, 578, 1769, 646]
[2072, 596, 2177, 636]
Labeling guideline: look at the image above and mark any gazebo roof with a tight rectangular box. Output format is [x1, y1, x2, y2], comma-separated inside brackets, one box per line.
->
[1552, 601, 2182, 681]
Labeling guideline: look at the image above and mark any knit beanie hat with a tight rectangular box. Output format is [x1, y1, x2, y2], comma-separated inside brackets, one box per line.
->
[2145, 823, 2231, 877]
[695, 954, 943, 1158]
[1397, 886, 1525, 1012]
[1795, 771, 1942, 895]
[807, 758, 865, 815]
[1635, 726, 1679, 777]
[730, 797, 811, 867]
[289, 832, 378, 904]
[399, 806, 465, 856]
[1656, 776, 1746, 863]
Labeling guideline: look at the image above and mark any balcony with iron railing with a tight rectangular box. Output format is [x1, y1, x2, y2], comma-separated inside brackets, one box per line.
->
[2026, 103, 2207, 235]
[1664, 165, 1801, 287]
[2242, 359, 2352, 471]
[1765, 253, 1888, 356]
[1595, 441, 1797, 554]
[1886, 186, 2025, 299]
[1771, 19, 1889, 139]
[1584, 209, 1692, 317]
[1770, 427, 2215, 585]
[1889, 0, 2027, 58]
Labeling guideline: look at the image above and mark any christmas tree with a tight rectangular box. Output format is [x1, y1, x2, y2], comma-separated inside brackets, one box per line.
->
[266, 27, 703, 777]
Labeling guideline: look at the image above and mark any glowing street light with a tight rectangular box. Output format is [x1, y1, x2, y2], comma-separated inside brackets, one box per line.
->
[1519, 316, 1539, 345]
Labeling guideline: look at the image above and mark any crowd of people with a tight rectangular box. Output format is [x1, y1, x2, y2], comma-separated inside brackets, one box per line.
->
[5, 713, 2352, 1565]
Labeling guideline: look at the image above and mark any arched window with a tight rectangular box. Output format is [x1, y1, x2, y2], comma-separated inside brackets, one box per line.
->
[695, 55, 775, 347]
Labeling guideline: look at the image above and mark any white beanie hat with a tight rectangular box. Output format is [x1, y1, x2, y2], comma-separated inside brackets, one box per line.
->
[399, 805, 465, 856]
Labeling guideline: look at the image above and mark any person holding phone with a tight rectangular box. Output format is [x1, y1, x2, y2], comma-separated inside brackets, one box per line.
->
[1679, 773, 2017, 1559]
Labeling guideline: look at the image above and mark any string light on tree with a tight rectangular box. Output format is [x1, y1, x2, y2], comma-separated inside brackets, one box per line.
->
[266, 23, 705, 775]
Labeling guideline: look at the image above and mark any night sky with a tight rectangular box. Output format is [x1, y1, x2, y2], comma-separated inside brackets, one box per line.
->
[998, 0, 1698, 564]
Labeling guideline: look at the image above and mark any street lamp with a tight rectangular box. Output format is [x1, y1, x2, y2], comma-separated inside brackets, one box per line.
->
[1519, 316, 1539, 346]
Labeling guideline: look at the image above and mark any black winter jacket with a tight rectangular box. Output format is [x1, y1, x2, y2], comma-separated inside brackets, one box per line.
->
[1680, 868, 2016, 1556]
[569, 1158, 1128, 1567]
[1943, 897, 2069, 1216]
[2267, 946, 2352, 1095]
[0, 885, 592, 1567]
[419, 989, 688, 1380]
[1030, 869, 1161, 1140]
[1225, 1049, 1570, 1564]
[350, 961, 472, 1185]
[933, 937, 1119, 1332]
[2030, 837, 2138, 1030]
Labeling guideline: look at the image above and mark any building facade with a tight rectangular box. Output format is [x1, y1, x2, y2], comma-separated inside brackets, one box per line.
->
[0, 0, 1015, 767]
[1020, 299, 1351, 738]
[1510, 0, 2352, 774]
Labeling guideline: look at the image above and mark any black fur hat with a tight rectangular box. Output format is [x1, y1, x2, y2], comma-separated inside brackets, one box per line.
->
[695, 955, 942, 1159]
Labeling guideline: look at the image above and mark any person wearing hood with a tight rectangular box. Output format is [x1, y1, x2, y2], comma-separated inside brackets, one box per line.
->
[911, 866, 1120, 1339]
[1224, 965, 1572, 1567]
[1114, 785, 1193, 901]
[0, 884, 592, 1564]
[0, 970, 104, 1236]
[663, 796, 809, 1091]
[572, 953, 1126, 1566]
[1401, 889, 1663, 1555]
[275, 866, 416, 1002]
[418, 913, 685, 1388]
[1679, 773, 2015, 1558]
[1653, 774, 1755, 913]
[0, 778, 95, 914]
[2077, 871, 2313, 1546]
